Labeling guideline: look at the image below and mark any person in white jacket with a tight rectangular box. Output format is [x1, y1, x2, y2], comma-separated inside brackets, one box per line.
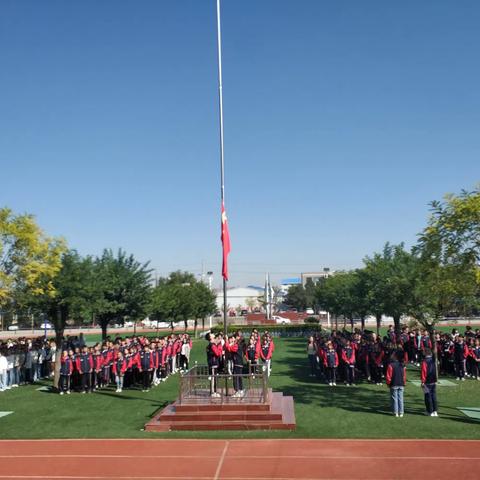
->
[0, 350, 8, 392]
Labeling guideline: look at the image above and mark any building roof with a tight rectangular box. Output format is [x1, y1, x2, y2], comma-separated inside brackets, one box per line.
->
[280, 278, 301, 285]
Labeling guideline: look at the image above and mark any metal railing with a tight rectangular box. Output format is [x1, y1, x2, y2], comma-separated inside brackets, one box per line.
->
[178, 364, 269, 405]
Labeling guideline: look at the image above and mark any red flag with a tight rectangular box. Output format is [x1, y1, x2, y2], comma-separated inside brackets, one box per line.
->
[221, 202, 231, 280]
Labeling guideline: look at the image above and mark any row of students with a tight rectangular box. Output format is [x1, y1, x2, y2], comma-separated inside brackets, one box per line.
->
[0, 338, 56, 391]
[58, 333, 192, 394]
[206, 329, 275, 397]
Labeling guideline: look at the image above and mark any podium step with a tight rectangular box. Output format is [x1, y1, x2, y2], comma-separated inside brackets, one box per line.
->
[145, 391, 296, 432]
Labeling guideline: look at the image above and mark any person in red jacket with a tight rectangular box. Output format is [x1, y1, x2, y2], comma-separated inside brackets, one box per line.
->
[76, 346, 93, 394]
[91, 346, 103, 391]
[259, 335, 274, 377]
[113, 351, 128, 393]
[324, 341, 339, 386]
[341, 340, 356, 386]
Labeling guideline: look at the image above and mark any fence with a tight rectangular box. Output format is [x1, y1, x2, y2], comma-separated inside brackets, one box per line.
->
[178, 364, 269, 405]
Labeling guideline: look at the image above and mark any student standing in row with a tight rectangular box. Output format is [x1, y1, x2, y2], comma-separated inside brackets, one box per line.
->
[421, 348, 439, 417]
[386, 352, 406, 417]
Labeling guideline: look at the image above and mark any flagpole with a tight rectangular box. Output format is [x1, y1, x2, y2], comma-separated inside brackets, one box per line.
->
[216, 0, 228, 335]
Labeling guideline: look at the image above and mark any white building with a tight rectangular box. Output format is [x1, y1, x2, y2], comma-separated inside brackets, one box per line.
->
[215, 287, 263, 312]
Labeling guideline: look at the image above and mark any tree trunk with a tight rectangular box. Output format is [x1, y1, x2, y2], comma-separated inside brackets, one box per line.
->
[202, 316, 205, 334]
[361, 316, 365, 331]
[376, 314, 381, 337]
[350, 316, 354, 332]
[335, 316, 338, 330]
[183, 319, 188, 332]
[101, 321, 108, 341]
[194, 319, 198, 338]
[393, 315, 401, 335]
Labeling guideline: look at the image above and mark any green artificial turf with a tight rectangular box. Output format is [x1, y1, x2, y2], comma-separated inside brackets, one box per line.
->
[0, 337, 479, 439]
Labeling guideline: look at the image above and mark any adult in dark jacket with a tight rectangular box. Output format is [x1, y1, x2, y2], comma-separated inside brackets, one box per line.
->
[386, 352, 406, 417]
[421, 348, 438, 417]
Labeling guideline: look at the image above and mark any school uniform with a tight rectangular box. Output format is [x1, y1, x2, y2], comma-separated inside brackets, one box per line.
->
[206, 342, 223, 395]
[386, 360, 406, 415]
[421, 356, 438, 415]
[139, 351, 154, 391]
[323, 349, 339, 385]
[101, 349, 112, 386]
[91, 353, 103, 390]
[112, 358, 127, 391]
[471, 346, 480, 379]
[260, 341, 274, 377]
[341, 346, 356, 385]
[450, 342, 468, 379]
[225, 342, 244, 393]
[76, 353, 93, 393]
[59, 356, 73, 393]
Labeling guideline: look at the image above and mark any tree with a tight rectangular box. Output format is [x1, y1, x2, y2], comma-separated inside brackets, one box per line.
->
[93, 249, 152, 340]
[0, 208, 66, 318]
[284, 284, 308, 311]
[412, 188, 480, 359]
[362, 243, 415, 334]
[317, 271, 359, 330]
[25, 251, 96, 387]
[149, 271, 216, 334]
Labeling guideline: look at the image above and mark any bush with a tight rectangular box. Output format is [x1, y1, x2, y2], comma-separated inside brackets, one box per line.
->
[304, 316, 319, 324]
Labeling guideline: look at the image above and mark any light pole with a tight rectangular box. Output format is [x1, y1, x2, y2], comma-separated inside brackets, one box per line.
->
[207, 271, 213, 329]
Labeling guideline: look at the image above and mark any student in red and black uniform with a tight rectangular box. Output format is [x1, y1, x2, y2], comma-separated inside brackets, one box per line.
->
[113, 351, 128, 393]
[421, 348, 438, 417]
[206, 333, 223, 397]
[139, 345, 154, 392]
[259, 335, 274, 377]
[450, 335, 468, 381]
[471, 338, 480, 381]
[246, 335, 259, 374]
[324, 341, 339, 386]
[101, 344, 112, 388]
[59, 350, 73, 395]
[76, 346, 93, 394]
[341, 340, 356, 386]
[369, 342, 384, 385]
[91, 346, 103, 391]
[225, 336, 244, 397]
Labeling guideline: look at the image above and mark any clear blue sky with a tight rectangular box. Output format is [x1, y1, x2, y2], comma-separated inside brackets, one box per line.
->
[1, 0, 479, 288]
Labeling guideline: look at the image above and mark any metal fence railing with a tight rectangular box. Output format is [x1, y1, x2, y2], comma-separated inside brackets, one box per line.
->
[178, 364, 269, 405]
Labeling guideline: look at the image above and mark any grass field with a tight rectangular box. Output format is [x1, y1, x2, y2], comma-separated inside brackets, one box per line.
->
[0, 336, 479, 439]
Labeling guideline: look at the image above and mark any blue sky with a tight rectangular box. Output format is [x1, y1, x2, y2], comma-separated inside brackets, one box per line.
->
[1, 0, 479, 287]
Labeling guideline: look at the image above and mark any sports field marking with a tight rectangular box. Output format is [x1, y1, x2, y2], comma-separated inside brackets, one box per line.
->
[457, 407, 480, 420]
[214, 440, 229, 480]
[0, 411, 13, 418]
[409, 379, 457, 387]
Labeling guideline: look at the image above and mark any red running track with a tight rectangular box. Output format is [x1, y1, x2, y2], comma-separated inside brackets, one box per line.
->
[1, 439, 480, 480]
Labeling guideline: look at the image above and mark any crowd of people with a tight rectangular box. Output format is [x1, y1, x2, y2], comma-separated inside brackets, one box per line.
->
[206, 329, 275, 397]
[307, 325, 480, 417]
[0, 333, 193, 395]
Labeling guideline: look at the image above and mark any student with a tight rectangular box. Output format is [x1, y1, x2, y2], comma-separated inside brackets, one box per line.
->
[421, 348, 438, 417]
[307, 336, 317, 377]
[206, 333, 222, 397]
[324, 341, 338, 386]
[112, 351, 127, 393]
[225, 336, 244, 397]
[259, 335, 274, 377]
[59, 350, 73, 395]
[76, 346, 93, 394]
[139, 345, 154, 392]
[0, 349, 7, 392]
[246, 336, 259, 374]
[386, 352, 406, 417]
[471, 339, 480, 381]
[341, 340, 356, 386]
[451, 336, 468, 381]
[180, 338, 191, 372]
[91, 346, 103, 391]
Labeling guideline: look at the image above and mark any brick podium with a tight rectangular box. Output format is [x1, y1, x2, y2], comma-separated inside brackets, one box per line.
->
[144, 365, 296, 431]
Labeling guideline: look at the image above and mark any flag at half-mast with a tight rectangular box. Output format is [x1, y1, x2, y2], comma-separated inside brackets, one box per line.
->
[221, 201, 231, 280]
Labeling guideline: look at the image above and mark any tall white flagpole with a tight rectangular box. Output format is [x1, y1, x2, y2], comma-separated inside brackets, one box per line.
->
[216, 0, 228, 334]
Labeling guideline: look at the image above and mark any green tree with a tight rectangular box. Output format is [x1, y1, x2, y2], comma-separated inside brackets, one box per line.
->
[93, 249, 152, 340]
[284, 284, 308, 311]
[362, 243, 415, 334]
[0, 208, 66, 317]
